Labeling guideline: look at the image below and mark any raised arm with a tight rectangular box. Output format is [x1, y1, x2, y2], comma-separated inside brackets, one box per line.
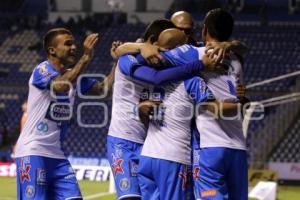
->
[52, 33, 98, 93]
[87, 63, 116, 98]
[115, 42, 165, 66]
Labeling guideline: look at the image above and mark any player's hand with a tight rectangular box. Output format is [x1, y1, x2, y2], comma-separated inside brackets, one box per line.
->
[138, 100, 161, 128]
[202, 54, 217, 71]
[140, 43, 166, 67]
[205, 41, 231, 64]
[110, 40, 123, 60]
[83, 33, 99, 61]
[202, 54, 228, 73]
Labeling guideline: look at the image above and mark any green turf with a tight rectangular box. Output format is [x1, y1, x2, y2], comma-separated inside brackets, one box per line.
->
[0, 177, 299, 200]
[0, 177, 115, 200]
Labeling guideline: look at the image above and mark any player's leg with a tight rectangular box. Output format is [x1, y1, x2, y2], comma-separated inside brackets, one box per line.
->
[137, 155, 159, 200]
[227, 149, 248, 200]
[16, 156, 48, 199]
[107, 135, 143, 200]
[197, 148, 228, 200]
[153, 158, 189, 200]
[48, 157, 82, 200]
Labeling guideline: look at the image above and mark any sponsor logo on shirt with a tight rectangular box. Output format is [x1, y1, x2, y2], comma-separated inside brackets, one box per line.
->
[25, 185, 35, 198]
[119, 178, 130, 191]
[37, 169, 46, 185]
[36, 122, 48, 133]
[45, 101, 72, 122]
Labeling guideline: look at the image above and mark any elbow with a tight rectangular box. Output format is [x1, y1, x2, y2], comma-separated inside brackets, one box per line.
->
[52, 84, 71, 93]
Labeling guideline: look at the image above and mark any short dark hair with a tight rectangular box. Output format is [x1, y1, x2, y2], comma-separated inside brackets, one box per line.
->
[43, 28, 72, 54]
[143, 19, 175, 43]
[203, 8, 234, 42]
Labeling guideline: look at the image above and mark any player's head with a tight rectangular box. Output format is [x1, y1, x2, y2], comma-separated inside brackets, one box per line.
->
[171, 11, 194, 36]
[143, 19, 175, 44]
[202, 8, 234, 43]
[43, 28, 77, 66]
[156, 28, 187, 49]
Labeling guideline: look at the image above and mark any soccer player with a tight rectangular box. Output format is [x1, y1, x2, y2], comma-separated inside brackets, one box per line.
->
[15, 28, 114, 200]
[193, 9, 248, 200]
[171, 11, 198, 46]
[107, 19, 220, 200]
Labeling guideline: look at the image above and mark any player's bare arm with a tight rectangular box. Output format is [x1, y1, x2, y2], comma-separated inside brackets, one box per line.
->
[52, 33, 99, 93]
[110, 40, 123, 60]
[87, 64, 116, 98]
[115, 42, 165, 65]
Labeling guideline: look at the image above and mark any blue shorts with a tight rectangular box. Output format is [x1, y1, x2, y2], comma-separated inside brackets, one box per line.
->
[107, 136, 143, 199]
[16, 156, 82, 200]
[138, 156, 191, 200]
[193, 148, 248, 200]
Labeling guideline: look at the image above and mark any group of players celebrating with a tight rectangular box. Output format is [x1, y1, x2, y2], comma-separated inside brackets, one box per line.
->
[15, 8, 249, 200]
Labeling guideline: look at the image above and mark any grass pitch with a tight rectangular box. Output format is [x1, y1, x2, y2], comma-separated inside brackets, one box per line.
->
[0, 177, 299, 200]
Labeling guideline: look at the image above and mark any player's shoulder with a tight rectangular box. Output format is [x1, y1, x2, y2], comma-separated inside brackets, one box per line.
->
[117, 54, 140, 76]
[33, 61, 56, 75]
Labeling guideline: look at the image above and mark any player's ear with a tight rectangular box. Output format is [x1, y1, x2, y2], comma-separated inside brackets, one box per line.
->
[48, 47, 55, 55]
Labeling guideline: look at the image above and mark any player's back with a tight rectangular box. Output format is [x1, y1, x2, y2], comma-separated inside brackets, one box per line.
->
[108, 56, 149, 144]
[15, 61, 74, 159]
[141, 80, 194, 164]
[161, 44, 245, 150]
[196, 47, 246, 150]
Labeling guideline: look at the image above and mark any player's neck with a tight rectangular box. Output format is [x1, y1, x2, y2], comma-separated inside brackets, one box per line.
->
[48, 58, 67, 73]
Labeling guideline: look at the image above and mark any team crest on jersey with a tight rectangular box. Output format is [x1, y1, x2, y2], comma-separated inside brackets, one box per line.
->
[37, 169, 46, 185]
[119, 178, 130, 191]
[19, 159, 31, 183]
[111, 154, 124, 176]
[25, 185, 35, 198]
[129, 161, 138, 177]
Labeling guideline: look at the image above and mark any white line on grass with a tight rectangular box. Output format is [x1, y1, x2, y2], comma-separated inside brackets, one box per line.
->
[84, 192, 113, 200]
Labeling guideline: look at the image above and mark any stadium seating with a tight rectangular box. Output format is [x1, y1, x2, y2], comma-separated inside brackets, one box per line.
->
[0, 18, 299, 159]
[269, 117, 300, 162]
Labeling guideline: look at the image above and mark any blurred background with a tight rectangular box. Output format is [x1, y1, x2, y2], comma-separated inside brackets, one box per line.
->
[0, 0, 299, 199]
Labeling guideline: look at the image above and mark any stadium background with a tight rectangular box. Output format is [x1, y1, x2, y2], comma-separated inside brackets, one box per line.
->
[0, 0, 299, 199]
